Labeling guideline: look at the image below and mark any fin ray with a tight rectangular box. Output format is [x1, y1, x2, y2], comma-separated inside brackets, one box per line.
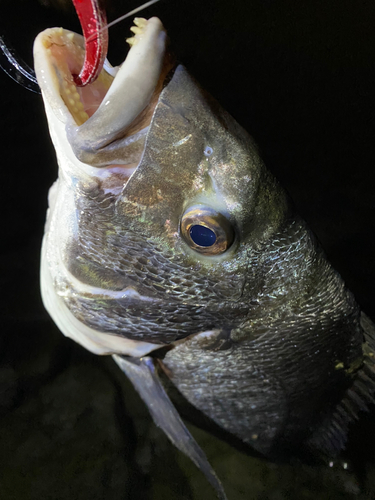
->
[113, 354, 228, 500]
[306, 312, 375, 456]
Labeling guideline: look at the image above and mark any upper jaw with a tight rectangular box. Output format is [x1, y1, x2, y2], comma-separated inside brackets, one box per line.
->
[33, 17, 172, 169]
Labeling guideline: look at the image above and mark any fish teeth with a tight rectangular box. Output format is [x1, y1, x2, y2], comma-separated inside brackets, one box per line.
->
[126, 37, 136, 46]
[58, 65, 88, 124]
[79, 111, 89, 121]
[130, 26, 144, 35]
[134, 17, 147, 28]
[127, 18, 148, 47]
[38, 27, 113, 126]
[60, 81, 87, 124]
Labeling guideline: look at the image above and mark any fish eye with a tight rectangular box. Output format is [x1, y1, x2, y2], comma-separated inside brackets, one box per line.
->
[180, 205, 234, 255]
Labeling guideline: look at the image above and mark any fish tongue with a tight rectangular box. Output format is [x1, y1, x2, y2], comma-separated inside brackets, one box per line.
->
[66, 17, 169, 167]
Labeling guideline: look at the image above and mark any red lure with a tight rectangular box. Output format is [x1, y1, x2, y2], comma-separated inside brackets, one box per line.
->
[71, 0, 108, 86]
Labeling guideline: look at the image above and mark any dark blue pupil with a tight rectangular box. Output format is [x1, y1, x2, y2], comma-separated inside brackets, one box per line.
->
[190, 225, 216, 247]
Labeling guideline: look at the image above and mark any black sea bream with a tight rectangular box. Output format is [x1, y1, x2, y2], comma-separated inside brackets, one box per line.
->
[32, 12, 375, 499]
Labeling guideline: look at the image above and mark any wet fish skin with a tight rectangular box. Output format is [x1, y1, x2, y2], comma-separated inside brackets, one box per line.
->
[64, 66, 288, 344]
[34, 17, 375, 469]
[142, 71, 373, 460]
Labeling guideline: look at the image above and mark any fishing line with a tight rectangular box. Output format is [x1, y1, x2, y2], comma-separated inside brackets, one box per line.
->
[0, 34, 40, 94]
[85, 0, 162, 44]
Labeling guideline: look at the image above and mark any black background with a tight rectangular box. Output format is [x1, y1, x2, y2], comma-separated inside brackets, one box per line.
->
[1, 0, 375, 499]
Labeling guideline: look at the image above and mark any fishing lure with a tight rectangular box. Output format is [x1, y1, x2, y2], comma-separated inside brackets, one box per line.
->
[70, 0, 108, 86]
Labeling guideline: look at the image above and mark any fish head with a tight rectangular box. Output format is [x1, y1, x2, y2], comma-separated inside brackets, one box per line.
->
[34, 17, 289, 357]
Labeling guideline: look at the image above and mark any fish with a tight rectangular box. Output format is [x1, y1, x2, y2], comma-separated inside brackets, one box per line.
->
[28, 5, 375, 500]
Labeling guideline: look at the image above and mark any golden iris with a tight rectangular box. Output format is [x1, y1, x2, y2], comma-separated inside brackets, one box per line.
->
[180, 205, 234, 255]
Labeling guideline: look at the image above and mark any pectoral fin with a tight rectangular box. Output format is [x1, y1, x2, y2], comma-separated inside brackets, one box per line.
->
[113, 354, 228, 500]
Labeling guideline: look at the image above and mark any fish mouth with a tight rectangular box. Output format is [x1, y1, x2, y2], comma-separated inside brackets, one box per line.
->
[34, 17, 173, 168]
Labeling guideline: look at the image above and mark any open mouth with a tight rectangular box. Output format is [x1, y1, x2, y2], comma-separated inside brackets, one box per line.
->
[36, 27, 111, 127]
[34, 17, 173, 169]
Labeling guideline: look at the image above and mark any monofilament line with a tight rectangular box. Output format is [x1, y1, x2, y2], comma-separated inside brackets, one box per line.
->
[86, 0, 162, 43]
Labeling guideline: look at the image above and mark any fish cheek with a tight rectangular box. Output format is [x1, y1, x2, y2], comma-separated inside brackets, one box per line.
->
[66, 247, 128, 291]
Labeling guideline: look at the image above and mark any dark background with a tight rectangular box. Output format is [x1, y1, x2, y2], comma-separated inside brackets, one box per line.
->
[1, 0, 375, 498]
